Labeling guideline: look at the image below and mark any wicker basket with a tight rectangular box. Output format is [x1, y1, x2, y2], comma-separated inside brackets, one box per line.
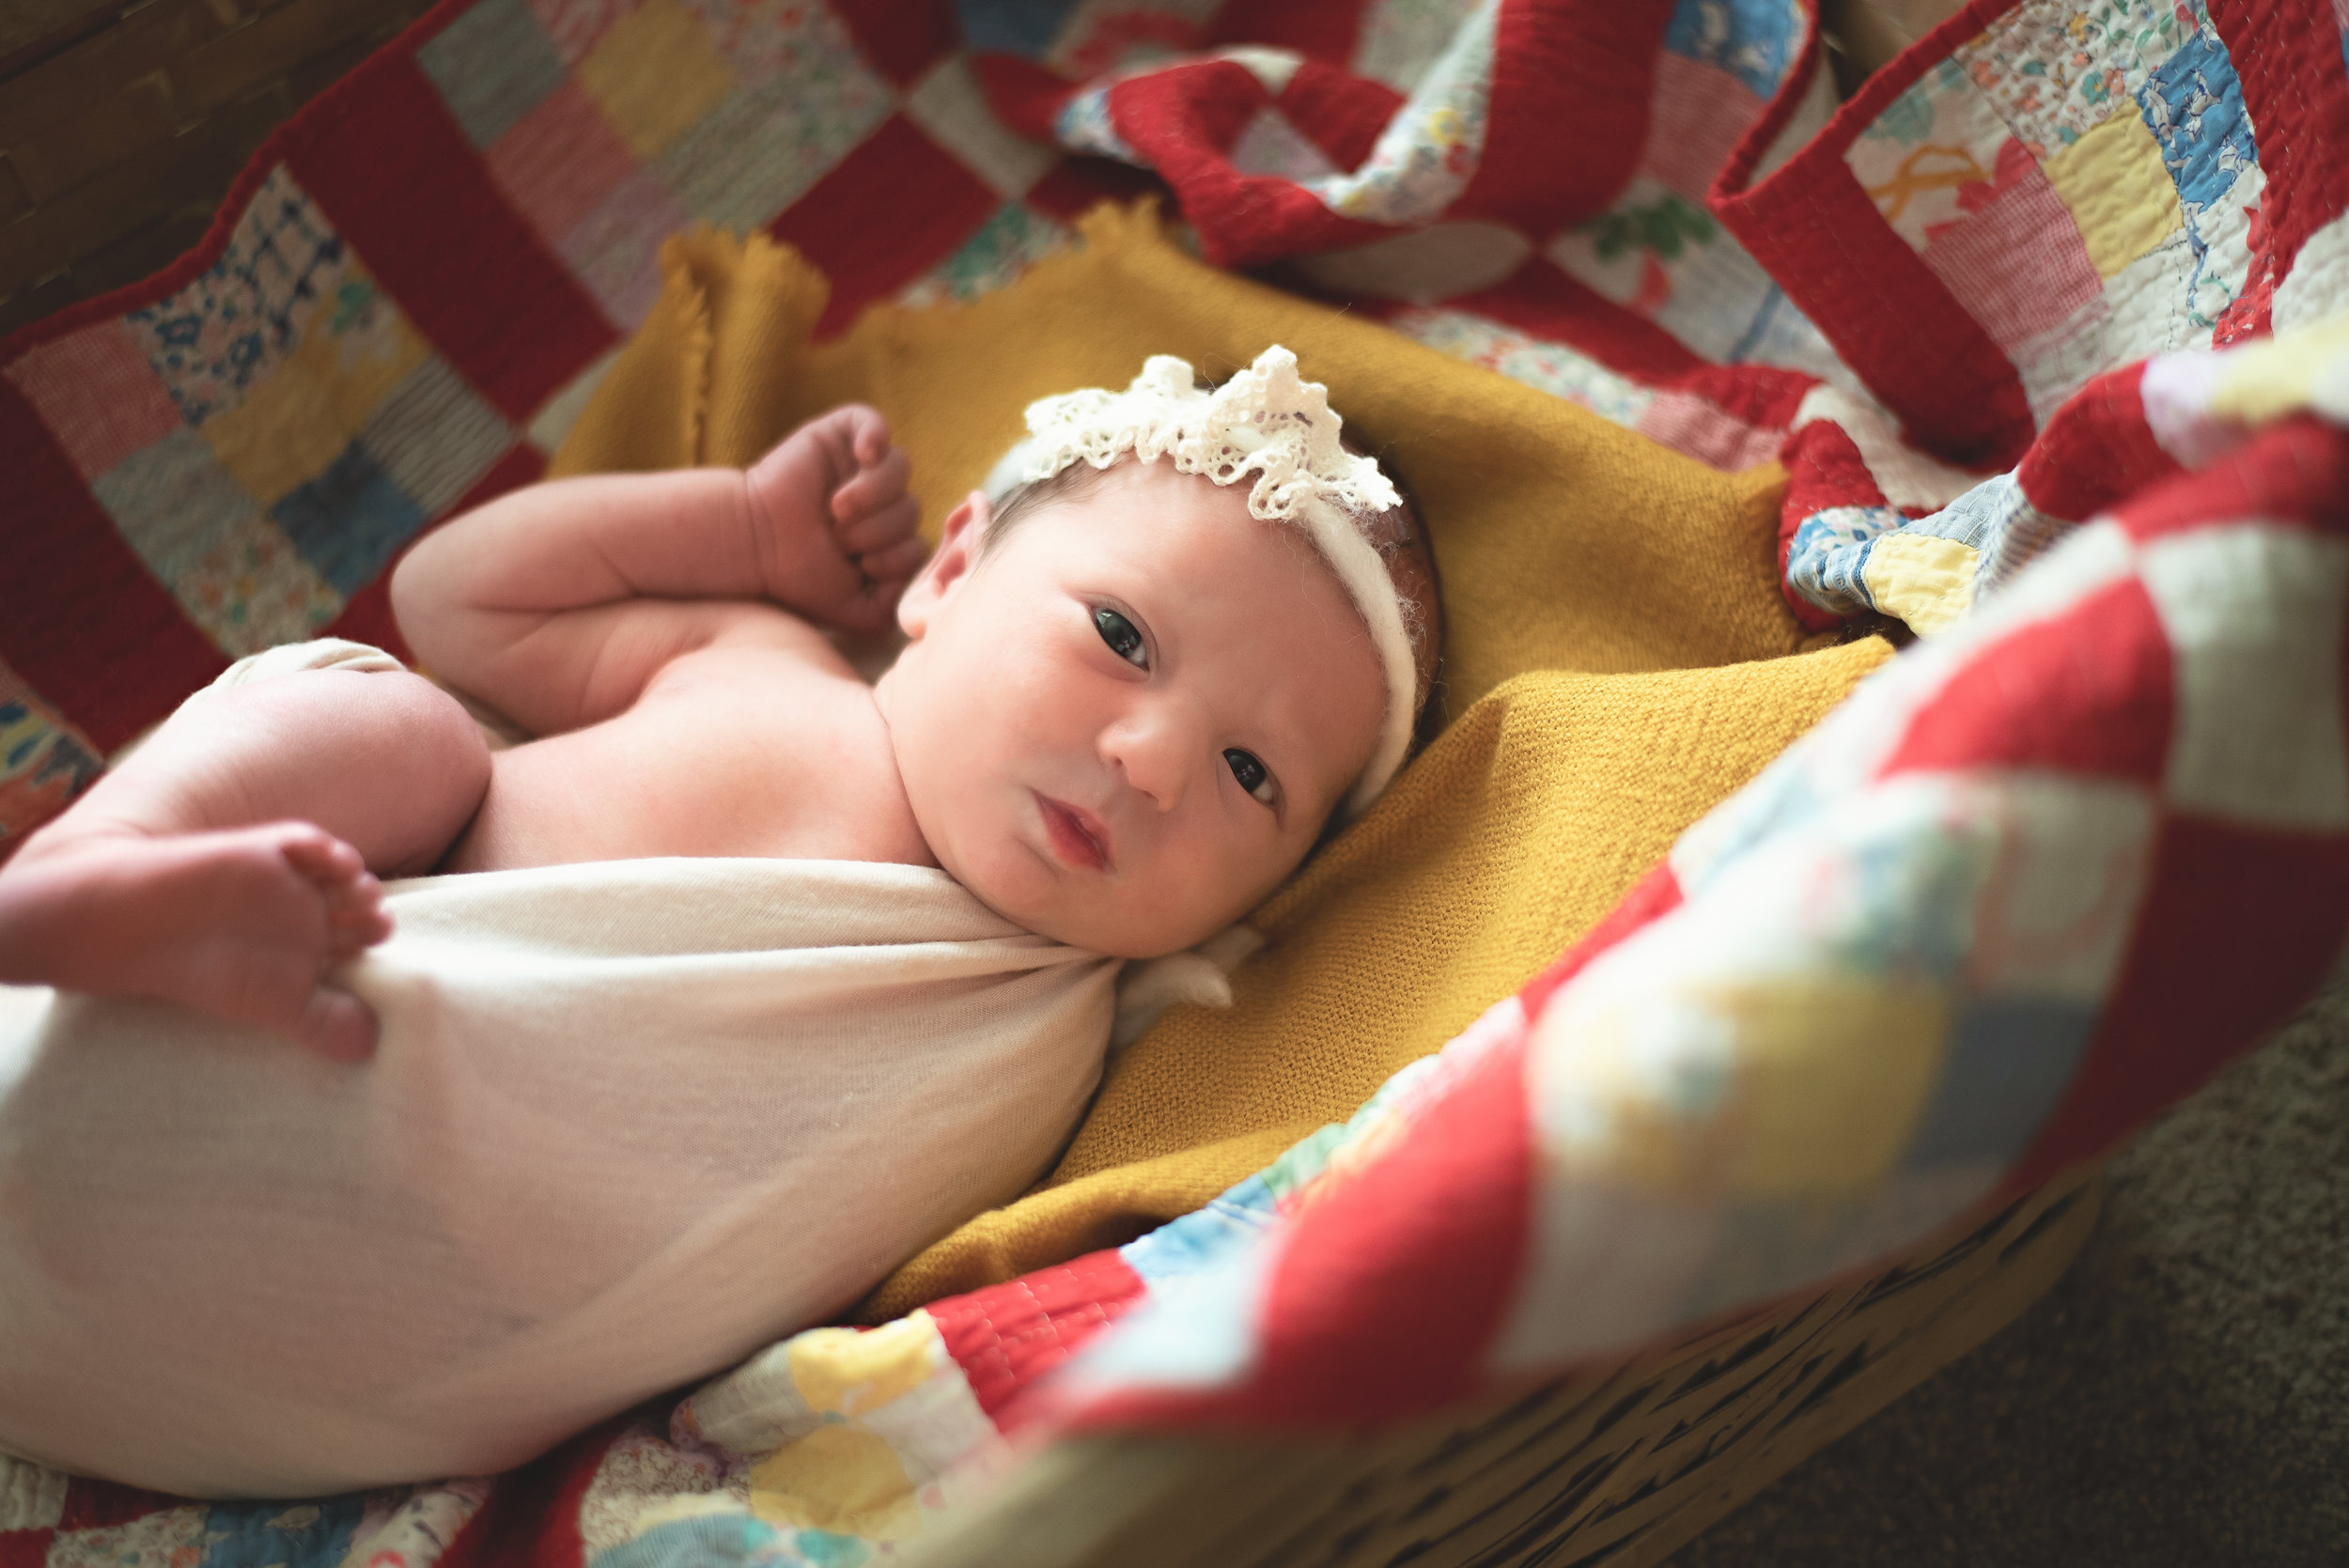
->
[906, 1169, 2102, 1568]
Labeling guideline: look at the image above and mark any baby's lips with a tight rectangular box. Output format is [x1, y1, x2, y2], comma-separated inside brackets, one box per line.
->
[1035, 792, 1115, 871]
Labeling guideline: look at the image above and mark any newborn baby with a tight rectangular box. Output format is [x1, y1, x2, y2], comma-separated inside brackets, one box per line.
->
[0, 348, 1441, 1496]
[0, 349, 1437, 1056]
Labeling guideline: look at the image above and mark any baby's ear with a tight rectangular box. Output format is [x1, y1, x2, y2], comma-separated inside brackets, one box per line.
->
[897, 490, 991, 639]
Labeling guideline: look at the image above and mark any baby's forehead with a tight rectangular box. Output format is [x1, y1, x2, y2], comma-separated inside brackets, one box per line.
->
[991, 451, 1437, 702]
[1023, 462, 1327, 570]
[1064, 452, 1239, 504]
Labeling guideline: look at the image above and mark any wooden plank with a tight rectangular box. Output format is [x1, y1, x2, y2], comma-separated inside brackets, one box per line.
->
[0, 0, 234, 147]
[8, 71, 179, 206]
[0, 0, 128, 78]
[0, 84, 280, 298]
[171, 0, 411, 116]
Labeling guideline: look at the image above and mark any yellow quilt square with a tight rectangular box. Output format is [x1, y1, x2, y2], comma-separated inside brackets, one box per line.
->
[1720, 975, 1952, 1197]
[749, 1426, 920, 1542]
[1862, 531, 1978, 637]
[200, 279, 428, 505]
[576, 0, 739, 162]
[2043, 109, 2185, 280]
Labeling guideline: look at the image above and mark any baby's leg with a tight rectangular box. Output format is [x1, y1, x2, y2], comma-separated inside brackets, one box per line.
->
[0, 670, 490, 1060]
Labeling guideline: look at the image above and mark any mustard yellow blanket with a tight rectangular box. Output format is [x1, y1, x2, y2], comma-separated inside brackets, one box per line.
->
[551, 205, 1890, 1316]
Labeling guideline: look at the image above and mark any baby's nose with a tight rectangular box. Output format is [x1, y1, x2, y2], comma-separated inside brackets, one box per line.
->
[1102, 699, 1207, 810]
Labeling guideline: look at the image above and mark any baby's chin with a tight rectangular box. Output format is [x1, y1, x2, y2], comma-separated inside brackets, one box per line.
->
[1048, 916, 1233, 961]
[941, 843, 1237, 959]
[972, 883, 1233, 959]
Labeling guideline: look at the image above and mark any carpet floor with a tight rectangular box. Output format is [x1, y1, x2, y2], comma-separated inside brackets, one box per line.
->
[1674, 982, 2349, 1566]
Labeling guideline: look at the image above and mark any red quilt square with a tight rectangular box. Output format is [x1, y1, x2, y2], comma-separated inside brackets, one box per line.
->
[828, 0, 957, 86]
[486, 82, 644, 245]
[1884, 576, 2174, 787]
[55, 1481, 186, 1531]
[1919, 140, 2101, 359]
[928, 1249, 1147, 1418]
[0, 380, 224, 753]
[2015, 815, 2349, 1188]
[4, 320, 185, 482]
[770, 113, 1002, 334]
[2210, 0, 2349, 274]
[289, 50, 617, 423]
[1274, 58, 1401, 174]
[0, 1529, 53, 1567]
[1026, 156, 1163, 221]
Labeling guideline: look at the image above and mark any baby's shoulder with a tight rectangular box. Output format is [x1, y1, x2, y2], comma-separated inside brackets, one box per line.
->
[616, 604, 919, 862]
[635, 602, 877, 711]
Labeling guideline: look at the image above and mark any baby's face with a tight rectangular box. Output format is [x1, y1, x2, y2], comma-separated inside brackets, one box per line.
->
[876, 460, 1387, 958]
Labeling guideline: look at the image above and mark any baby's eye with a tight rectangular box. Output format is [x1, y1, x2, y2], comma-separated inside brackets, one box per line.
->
[1224, 748, 1276, 805]
[1094, 607, 1147, 668]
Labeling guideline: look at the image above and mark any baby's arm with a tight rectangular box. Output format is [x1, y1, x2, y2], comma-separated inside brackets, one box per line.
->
[393, 406, 923, 736]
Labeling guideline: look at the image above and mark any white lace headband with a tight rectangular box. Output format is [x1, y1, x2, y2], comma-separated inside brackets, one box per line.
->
[983, 346, 1418, 817]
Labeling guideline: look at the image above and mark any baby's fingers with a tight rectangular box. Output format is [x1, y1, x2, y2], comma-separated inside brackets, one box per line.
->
[830, 445, 911, 531]
[832, 571, 915, 634]
[838, 493, 919, 559]
[858, 535, 928, 584]
[841, 404, 894, 469]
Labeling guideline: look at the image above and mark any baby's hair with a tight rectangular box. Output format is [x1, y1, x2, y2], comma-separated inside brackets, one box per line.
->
[982, 458, 1120, 552]
[980, 413, 1445, 733]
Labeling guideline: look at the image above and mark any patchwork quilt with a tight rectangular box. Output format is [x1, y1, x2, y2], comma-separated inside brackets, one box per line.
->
[3, 0, 2348, 1564]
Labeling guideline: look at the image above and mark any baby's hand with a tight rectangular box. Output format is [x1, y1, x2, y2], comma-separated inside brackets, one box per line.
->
[742, 405, 926, 634]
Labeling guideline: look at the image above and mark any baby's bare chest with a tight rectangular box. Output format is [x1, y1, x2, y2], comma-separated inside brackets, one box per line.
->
[448, 649, 929, 872]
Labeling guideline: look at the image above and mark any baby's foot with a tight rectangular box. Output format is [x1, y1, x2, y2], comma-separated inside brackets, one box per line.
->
[743, 403, 926, 633]
[0, 822, 391, 1062]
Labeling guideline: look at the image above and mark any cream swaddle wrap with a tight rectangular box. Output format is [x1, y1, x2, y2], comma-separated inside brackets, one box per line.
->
[0, 644, 1119, 1498]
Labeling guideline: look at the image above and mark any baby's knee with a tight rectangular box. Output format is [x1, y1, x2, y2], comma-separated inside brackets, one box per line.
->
[200, 669, 493, 848]
[213, 668, 486, 773]
[366, 672, 493, 784]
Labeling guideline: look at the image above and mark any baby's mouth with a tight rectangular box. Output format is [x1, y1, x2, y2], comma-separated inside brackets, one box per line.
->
[1034, 793, 1112, 872]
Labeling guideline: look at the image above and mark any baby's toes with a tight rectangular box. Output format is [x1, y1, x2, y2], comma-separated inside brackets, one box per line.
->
[297, 986, 379, 1063]
[275, 826, 389, 954]
[275, 823, 365, 887]
[215, 941, 340, 1038]
[324, 872, 392, 955]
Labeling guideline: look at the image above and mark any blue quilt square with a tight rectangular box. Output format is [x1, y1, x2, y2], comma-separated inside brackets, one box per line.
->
[957, 0, 1090, 59]
[1662, 0, 1800, 100]
[199, 1496, 364, 1568]
[271, 441, 428, 596]
[1901, 997, 2099, 1170]
[2138, 24, 2258, 215]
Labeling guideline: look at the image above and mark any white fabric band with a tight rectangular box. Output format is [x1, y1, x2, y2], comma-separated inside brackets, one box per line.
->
[986, 346, 1418, 816]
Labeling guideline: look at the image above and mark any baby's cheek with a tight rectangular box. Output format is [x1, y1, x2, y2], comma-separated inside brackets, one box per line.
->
[960, 833, 1047, 921]
[1148, 836, 1273, 944]
[1232, 829, 1315, 916]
